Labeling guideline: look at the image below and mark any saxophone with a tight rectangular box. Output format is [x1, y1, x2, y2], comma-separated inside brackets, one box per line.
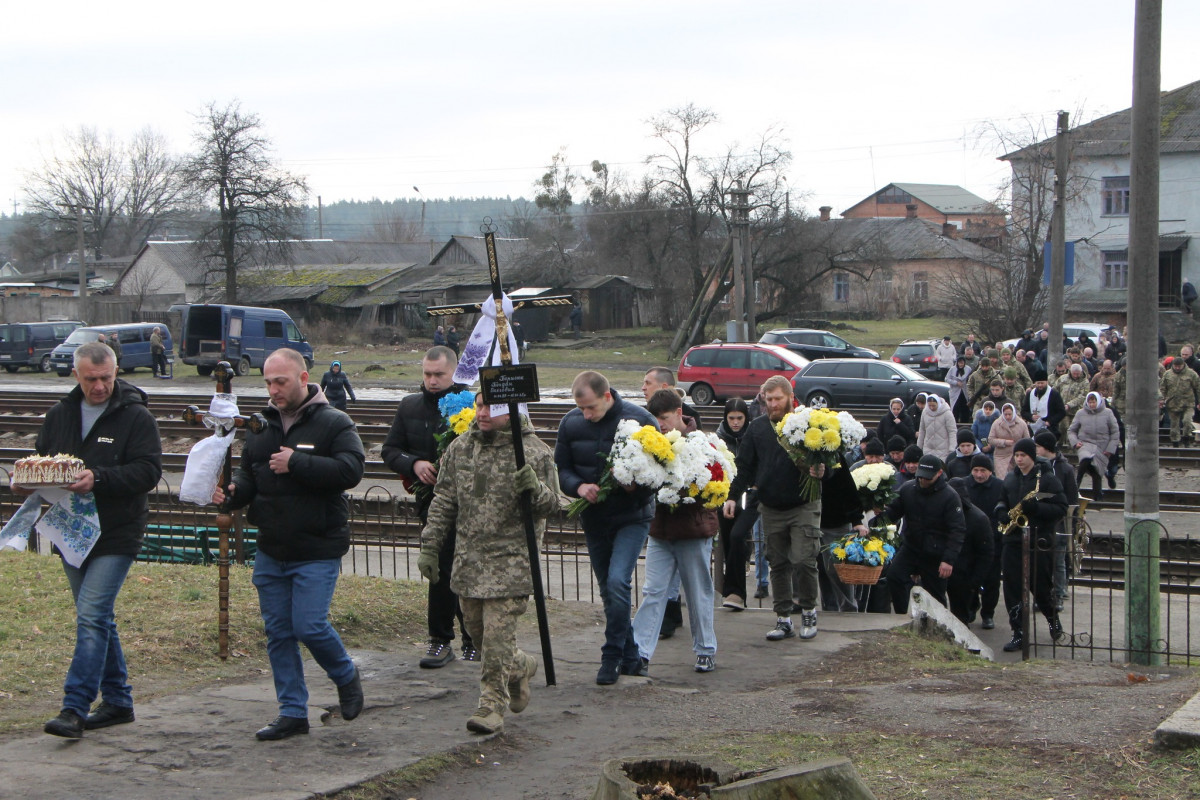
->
[999, 473, 1041, 536]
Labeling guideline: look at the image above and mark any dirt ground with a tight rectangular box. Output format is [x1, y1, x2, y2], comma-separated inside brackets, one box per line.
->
[354, 618, 1199, 800]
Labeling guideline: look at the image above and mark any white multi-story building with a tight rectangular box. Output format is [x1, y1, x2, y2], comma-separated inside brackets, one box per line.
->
[1003, 79, 1199, 321]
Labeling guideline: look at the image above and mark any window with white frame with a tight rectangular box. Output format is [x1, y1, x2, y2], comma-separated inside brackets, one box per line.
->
[912, 272, 928, 300]
[1102, 250, 1128, 289]
[833, 272, 850, 302]
[1101, 176, 1130, 216]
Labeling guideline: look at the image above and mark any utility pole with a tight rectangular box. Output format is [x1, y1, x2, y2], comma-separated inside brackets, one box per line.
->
[727, 182, 752, 342]
[413, 186, 425, 237]
[1047, 111, 1069, 376]
[317, 195, 323, 238]
[59, 203, 89, 323]
[1125, 0, 1162, 666]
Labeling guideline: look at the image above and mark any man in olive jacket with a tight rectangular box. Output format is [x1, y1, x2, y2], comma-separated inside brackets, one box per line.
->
[215, 348, 365, 741]
[33, 341, 162, 738]
[419, 396, 560, 735]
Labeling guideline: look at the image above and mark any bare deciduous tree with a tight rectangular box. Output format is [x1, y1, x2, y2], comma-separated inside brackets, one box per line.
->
[181, 101, 309, 304]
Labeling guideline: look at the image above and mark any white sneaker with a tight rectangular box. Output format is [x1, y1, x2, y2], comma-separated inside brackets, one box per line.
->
[799, 609, 818, 640]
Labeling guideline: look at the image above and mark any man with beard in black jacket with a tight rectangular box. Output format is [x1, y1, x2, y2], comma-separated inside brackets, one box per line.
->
[883, 454, 965, 613]
[382, 346, 476, 668]
[946, 478, 995, 626]
[215, 348, 366, 740]
[996, 438, 1068, 652]
[27, 342, 162, 739]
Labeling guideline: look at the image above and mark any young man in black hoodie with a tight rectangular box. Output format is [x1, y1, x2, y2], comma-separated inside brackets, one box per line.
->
[382, 346, 476, 667]
[29, 341, 162, 739]
[883, 454, 966, 612]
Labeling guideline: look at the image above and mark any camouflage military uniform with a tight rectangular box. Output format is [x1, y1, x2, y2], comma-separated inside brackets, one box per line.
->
[1002, 358, 1032, 392]
[966, 366, 998, 409]
[1160, 365, 1200, 444]
[421, 414, 561, 722]
[1055, 373, 1091, 439]
[1110, 368, 1128, 416]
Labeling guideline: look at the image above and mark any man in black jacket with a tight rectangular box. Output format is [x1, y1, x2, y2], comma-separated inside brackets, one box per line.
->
[215, 348, 365, 740]
[556, 370, 658, 685]
[30, 341, 162, 739]
[996, 438, 1068, 652]
[724, 376, 831, 642]
[381, 346, 476, 668]
[966, 454, 1005, 629]
[946, 478, 995, 626]
[883, 454, 965, 612]
[1034, 430, 1079, 612]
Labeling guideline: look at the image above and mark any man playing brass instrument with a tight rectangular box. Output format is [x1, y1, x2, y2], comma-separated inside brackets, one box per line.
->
[995, 438, 1068, 652]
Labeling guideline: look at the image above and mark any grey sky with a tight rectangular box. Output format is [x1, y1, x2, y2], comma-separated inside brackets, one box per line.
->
[3, 0, 1197, 221]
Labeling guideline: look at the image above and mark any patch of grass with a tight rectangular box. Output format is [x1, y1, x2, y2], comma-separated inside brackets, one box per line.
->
[317, 748, 479, 799]
[693, 731, 1200, 800]
[0, 551, 426, 733]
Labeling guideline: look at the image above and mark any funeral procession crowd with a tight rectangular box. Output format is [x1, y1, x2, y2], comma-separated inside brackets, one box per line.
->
[11, 318, 1198, 743]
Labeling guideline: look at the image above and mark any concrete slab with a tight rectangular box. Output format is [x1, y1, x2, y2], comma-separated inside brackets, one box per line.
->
[1155, 691, 1200, 749]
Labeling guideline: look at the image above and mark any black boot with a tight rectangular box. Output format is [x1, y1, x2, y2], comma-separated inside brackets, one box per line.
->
[337, 667, 363, 721]
[1002, 632, 1024, 652]
[659, 598, 683, 639]
[1048, 616, 1064, 642]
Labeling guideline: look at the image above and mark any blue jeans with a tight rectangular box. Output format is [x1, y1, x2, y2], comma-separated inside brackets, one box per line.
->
[253, 551, 357, 718]
[61, 554, 136, 717]
[583, 518, 649, 665]
[753, 517, 769, 590]
[632, 537, 716, 662]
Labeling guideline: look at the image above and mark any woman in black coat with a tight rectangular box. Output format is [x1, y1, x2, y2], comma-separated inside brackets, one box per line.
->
[716, 398, 757, 610]
[320, 361, 357, 411]
[877, 397, 916, 446]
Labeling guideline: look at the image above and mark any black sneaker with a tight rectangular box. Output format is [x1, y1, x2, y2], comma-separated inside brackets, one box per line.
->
[1107, 473, 1117, 489]
[596, 661, 620, 685]
[419, 641, 455, 669]
[44, 709, 84, 739]
[694, 655, 715, 673]
[766, 619, 794, 641]
[1002, 634, 1024, 652]
[84, 701, 135, 730]
[981, 616, 995, 630]
[461, 643, 480, 662]
[336, 668, 363, 720]
[620, 657, 649, 677]
[754, 586, 769, 599]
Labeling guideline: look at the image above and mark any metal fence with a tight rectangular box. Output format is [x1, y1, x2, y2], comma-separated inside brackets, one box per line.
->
[2, 473, 1197, 664]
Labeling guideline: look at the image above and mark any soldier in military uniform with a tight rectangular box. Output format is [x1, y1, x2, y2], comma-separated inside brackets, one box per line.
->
[1160, 355, 1200, 445]
[1055, 363, 1091, 441]
[418, 395, 561, 735]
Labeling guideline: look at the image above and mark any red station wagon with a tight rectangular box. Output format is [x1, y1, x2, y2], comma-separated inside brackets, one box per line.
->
[676, 342, 810, 406]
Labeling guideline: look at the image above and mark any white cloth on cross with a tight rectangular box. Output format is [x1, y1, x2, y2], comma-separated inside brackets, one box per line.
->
[178, 393, 239, 506]
[452, 292, 528, 418]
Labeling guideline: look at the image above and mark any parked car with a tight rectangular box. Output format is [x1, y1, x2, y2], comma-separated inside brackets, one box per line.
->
[676, 342, 809, 406]
[51, 323, 173, 376]
[174, 304, 314, 376]
[790, 358, 950, 409]
[758, 328, 879, 360]
[1002, 323, 1116, 352]
[0, 320, 84, 372]
[891, 339, 943, 379]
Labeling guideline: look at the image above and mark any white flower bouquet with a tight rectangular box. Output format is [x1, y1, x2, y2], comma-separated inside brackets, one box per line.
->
[850, 461, 899, 512]
[566, 420, 675, 517]
[775, 407, 867, 502]
[655, 430, 737, 510]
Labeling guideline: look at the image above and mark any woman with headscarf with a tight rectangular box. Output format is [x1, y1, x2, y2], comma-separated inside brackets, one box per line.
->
[986, 402, 1029, 480]
[716, 398, 758, 611]
[946, 355, 972, 423]
[1068, 391, 1120, 500]
[916, 394, 957, 460]
[320, 360, 357, 411]
[971, 400, 1000, 454]
[877, 398, 916, 446]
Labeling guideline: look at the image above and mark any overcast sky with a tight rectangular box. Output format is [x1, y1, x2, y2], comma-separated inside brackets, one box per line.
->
[3, 0, 1197, 222]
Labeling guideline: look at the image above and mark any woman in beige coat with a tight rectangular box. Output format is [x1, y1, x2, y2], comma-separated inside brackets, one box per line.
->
[916, 394, 958, 460]
[986, 402, 1029, 480]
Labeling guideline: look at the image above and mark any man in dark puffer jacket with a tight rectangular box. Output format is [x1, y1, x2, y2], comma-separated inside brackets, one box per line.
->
[381, 345, 476, 668]
[216, 348, 365, 741]
[32, 342, 162, 739]
[556, 370, 657, 686]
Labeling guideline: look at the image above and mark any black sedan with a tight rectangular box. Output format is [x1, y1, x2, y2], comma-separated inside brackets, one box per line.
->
[790, 358, 950, 409]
